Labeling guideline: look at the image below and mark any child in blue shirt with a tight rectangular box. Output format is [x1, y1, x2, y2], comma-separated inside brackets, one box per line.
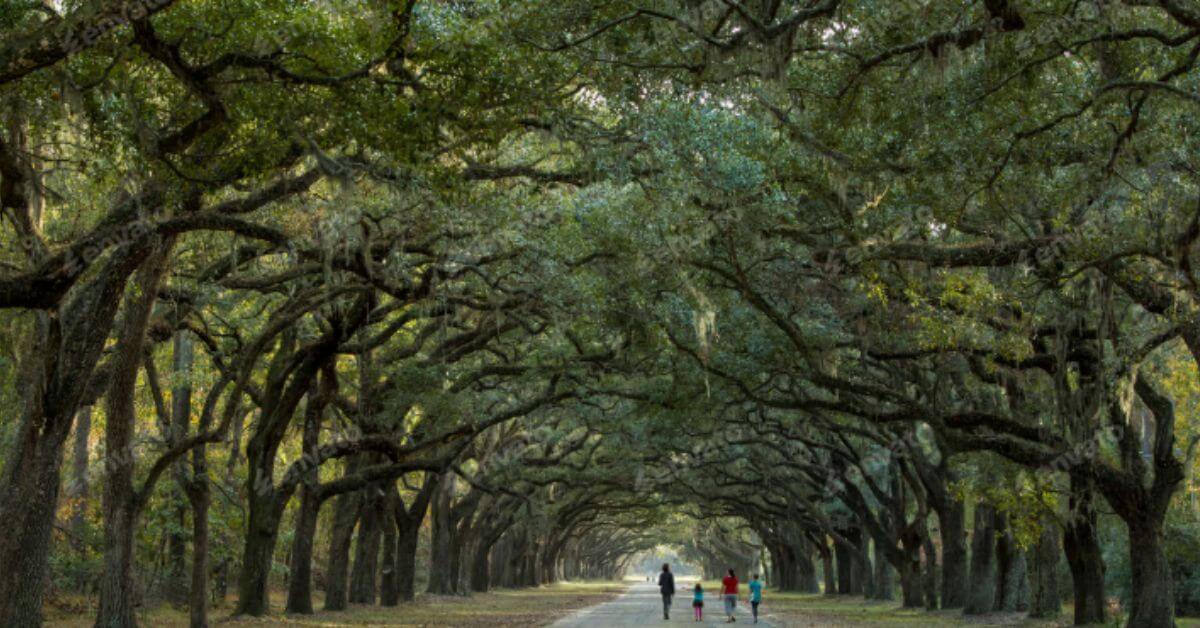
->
[692, 582, 704, 622]
[749, 575, 764, 624]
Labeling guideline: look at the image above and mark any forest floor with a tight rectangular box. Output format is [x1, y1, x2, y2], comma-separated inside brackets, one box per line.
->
[41, 580, 1200, 627]
[42, 580, 627, 627]
[682, 582, 1200, 627]
[756, 591, 1200, 627]
[761, 593, 1064, 627]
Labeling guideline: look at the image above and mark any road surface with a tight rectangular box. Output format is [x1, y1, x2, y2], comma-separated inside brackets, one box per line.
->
[551, 580, 774, 627]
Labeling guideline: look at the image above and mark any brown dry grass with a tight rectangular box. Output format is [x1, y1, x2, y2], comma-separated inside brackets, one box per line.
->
[44, 581, 626, 627]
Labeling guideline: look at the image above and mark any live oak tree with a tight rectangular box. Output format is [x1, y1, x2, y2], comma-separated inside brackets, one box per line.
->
[7, 2, 1200, 628]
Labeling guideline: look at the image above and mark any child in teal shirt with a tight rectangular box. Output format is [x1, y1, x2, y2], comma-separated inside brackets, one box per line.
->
[749, 575, 764, 624]
[692, 582, 704, 622]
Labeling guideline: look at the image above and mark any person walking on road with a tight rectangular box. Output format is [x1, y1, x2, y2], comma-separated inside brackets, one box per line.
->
[748, 574, 763, 623]
[722, 568, 739, 622]
[692, 582, 705, 622]
[658, 563, 676, 620]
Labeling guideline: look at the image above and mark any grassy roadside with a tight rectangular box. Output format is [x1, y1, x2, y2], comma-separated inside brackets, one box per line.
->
[708, 588, 1200, 628]
[758, 593, 1064, 627]
[44, 580, 627, 627]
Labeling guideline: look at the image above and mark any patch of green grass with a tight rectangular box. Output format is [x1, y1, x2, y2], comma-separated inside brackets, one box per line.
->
[730, 590, 1200, 628]
[684, 582, 1062, 627]
[760, 593, 1054, 627]
[45, 581, 625, 627]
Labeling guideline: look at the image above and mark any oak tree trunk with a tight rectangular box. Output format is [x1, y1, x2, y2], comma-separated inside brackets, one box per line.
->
[834, 539, 856, 594]
[184, 477, 210, 628]
[165, 332, 195, 609]
[819, 538, 836, 594]
[0, 251, 144, 626]
[426, 474, 456, 594]
[395, 517, 421, 601]
[349, 484, 384, 604]
[1125, 517, 1175, 628]
[471, 538, 493, 592]
[234, 490, 285, 616]
[873, 541, 893, 600]
[285, 492, 320, 614]
[379, 496, 399, 606]
[964, 502, 997, 615]
[921, 533, 938, 610]
[897, 547, 923, 609]
[1062, 491, 1106, 625]
[323, 481, 361, 611]
[285, 392, 324, 615]
[96, 245, 173, 628]
[70, 406, 93, 550]
[798, 542, 820, 593]
[938, 498, 968, 609]
[1028, 524, 1061, 618]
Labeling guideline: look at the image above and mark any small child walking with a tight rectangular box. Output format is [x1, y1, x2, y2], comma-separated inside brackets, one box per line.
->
[693, 582, 704, 622]
[748, 574, 764, 624]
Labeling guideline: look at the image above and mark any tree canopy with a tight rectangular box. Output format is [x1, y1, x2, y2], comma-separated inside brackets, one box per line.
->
[3, 1, 1200, 627]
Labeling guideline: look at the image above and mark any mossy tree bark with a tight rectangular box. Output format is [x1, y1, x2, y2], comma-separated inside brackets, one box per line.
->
[322, 477, 361, 612]
[964, 502, 997, 615]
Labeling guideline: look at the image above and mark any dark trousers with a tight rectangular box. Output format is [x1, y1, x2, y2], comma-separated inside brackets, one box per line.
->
[661, 593, 672, 618]
[752, 600, 760, 620]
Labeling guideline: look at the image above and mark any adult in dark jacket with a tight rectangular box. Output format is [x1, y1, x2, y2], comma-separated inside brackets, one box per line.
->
[658, 563, 675, 620]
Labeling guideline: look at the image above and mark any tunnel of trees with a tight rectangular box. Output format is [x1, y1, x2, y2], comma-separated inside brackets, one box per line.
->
[4, 1, 1200, 627]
